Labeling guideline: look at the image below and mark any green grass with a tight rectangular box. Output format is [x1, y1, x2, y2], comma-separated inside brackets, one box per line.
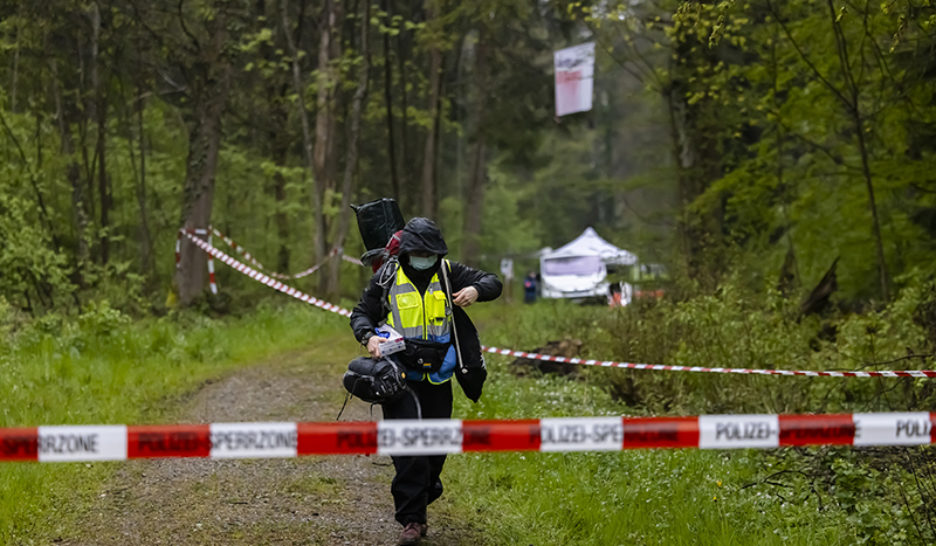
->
[442, 298, 933, 545]
[446, 365, 856, 545]
[0, 301, 344, 543]
[1, 295, 932, 544]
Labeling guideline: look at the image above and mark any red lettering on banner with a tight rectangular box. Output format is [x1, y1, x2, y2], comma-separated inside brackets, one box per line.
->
[0, 428, 38, 461]
[779, 414, 854, 446]
[462, 420, 541, 452]
[622, 417, 699, 449]
[298, 422, 377, 455]
[128, 425, 211, 458]
[556, 70, 582, 84]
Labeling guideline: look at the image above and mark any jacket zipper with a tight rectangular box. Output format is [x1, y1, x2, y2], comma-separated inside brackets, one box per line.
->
[421, 290, 428, 340]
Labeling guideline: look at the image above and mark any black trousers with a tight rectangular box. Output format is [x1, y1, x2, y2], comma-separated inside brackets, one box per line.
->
[381, 379, 453, 525]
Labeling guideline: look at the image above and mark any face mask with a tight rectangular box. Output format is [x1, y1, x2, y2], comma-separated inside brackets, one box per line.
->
[409, 255, 437, 271]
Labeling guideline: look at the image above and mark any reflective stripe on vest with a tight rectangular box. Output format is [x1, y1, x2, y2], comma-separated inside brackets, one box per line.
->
[386, 261, 452, 340]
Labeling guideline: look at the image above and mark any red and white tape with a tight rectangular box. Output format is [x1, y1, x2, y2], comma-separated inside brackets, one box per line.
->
[181, 230, 351, 317]
[176, 228, 218, 294]
[483, 347, 936, 378]
[209, 226, 362, 278]
[206, 232, 218, 295]
[184, 233, 936, 379]
[341, 253, 364, 266]
[2, 413, 933, 462]
[263, 248, 338, 280]
[211, 227, 266, 271]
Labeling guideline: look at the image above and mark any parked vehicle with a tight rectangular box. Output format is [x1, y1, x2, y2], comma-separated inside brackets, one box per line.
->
[539, 227, 637, 303]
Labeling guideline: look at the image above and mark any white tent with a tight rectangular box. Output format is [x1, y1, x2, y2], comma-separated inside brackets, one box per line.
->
[539, 227, 637, 301]
[546, 227, 637, 265]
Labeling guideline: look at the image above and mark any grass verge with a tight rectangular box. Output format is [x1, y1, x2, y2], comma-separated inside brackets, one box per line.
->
[0, 301, 344, 544]
[443, 298, 934, 545]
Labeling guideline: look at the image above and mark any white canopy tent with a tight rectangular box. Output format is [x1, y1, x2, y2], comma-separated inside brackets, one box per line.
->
[539, 227, 637, 301]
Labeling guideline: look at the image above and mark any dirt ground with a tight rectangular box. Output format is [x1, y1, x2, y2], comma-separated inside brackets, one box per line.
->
[59, 344, 480, 545]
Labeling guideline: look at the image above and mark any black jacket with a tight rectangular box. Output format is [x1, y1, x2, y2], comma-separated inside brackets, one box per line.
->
[350, 259, 502, 345]
[350, 216, 501, 401]
[350, 258, 501, 402]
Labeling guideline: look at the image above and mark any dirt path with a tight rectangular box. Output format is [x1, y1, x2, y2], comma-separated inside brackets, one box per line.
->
[60, 342, 478, 545]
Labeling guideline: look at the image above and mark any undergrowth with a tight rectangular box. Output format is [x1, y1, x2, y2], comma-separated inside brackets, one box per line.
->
[449, 272, 936, 544]
[2, 271, 935, 544]
[0, 300, 343, 544]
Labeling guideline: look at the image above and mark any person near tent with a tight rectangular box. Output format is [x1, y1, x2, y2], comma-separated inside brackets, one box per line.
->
[608, 281, 633, 307]
[349, 217, 502, 545]
[609, 282, 623, 307]
[523, 271, 538, 303]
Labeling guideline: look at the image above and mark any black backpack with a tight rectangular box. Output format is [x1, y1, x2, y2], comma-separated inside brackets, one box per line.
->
[351, 198, 405, 258]
[342, 356, 408, 404]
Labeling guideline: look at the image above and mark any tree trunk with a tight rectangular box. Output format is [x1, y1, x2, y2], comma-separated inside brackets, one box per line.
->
[770, 33, 798, 291]
[280, 0, 327, 282]
[89, 3, 111, 265]
[462, 39, 488, 266]
[773, 0, 891, 300]
[854, 110, 890, 301]
[133, 89, 155, 283]
[313, 0, 340, 294]
[825, 0, 890, 300]
[382, 0, 400, 200]
[420, 42, 442, 218]
[397, 24, 412, 207]
[273, 160, 291, 273]
[326, 0, 370, 299]
[50, 59, 91, 280]
[174, 38, 231, 305]
[663, 36, 724, 287]
[10, 3, 22, 111]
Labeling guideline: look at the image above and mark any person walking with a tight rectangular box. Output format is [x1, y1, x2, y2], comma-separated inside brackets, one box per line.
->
[349, 217, 502, 545]
[523, 271, 538, 303]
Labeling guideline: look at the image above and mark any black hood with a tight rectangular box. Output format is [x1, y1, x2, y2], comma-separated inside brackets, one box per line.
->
[399, 217, 448, 256]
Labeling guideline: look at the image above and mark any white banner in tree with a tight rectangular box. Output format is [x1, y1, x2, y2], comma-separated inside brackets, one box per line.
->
[554, 42, 595, 117]
[500, 258, 514, 280]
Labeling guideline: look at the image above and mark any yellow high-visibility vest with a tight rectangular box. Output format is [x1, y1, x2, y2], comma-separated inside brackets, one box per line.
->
[386, 260, 452, 341]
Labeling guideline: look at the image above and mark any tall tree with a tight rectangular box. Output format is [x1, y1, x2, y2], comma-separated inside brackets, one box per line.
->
[164, 0, 239, 304]
[419, 5, 444, 218]
[312, 0, 338, 294]
[325, 0, 371, 298]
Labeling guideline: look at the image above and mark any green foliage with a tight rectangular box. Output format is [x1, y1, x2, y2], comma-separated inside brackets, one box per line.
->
[0, 303, 342, 543]
[456, 278, 936, 543]
[2, 1, 936, 540]
[0, 192, 75, 312]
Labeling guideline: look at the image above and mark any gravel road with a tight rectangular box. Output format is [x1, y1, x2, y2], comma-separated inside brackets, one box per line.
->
[60, 344, 479, 545]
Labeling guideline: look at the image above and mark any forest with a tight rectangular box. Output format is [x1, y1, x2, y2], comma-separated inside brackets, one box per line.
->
[2, 0, 936, 544]
[1, 0, 935, 308]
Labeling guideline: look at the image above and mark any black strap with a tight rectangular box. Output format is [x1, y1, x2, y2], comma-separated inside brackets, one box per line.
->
[440, 260, 467, 375]
[336, 392, 352, 421]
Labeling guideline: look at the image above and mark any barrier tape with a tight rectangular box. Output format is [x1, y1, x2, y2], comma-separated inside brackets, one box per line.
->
[484, 347, 936, 378]
[208, 226, 337, 280]
[175, 229, 218, 293]
[183, 233, 936, 379]
[341, 254, 364, 266]
[263, 248, 338, 280]
[210, 227, 266, 271]
[181, 230, 351, 317]
[1, 413, 932, 462]
[206, 232, 218, 295]
[209, 226, 362, 278]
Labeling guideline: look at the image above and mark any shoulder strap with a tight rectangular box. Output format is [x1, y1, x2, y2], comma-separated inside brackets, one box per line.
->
[439, 261, 466, 374]
[378, 258, 400, 316]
